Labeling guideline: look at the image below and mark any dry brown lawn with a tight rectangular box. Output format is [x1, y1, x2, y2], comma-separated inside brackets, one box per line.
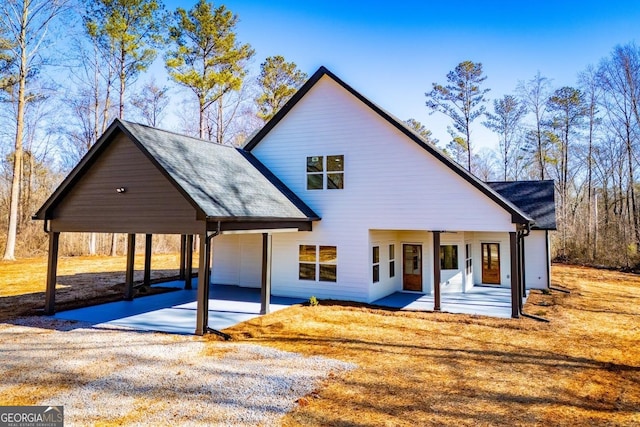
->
[0, 259, 638, 426]
[222, 264, 640, 426]
[0, 253, 196, 321]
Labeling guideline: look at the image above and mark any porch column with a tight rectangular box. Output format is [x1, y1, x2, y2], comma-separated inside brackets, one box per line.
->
[509, 232, 520, 318]
[124, 233, 136, 301]
[260, 233, 272, 315]
[195, 232, 210, 336]
[433, 231, 441, 311]
[185, 235, 194, 290]
[179, 234, 186, 279]
[520, 233, 526, 312]
[44, 231, 60, 315]
[143, 234, 152, 287]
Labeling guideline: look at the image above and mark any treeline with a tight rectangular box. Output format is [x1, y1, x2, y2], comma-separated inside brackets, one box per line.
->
[0, 0, 307, 259]
[0, 0, 639, 270]
[421, 46, 640, 269]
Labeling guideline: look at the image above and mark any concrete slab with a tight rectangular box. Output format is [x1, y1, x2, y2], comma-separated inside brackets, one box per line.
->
[54, 282, 305, 334]
[372, 286, 526, 318]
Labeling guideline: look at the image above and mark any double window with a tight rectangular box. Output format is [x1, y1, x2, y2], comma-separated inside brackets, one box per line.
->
[307, 155, 344, 190]
[440, 245, 458, 270]
[465, 244, 472, 275]
[299, 245, 337, 282]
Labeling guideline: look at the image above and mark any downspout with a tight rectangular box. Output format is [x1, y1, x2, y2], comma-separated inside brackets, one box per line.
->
[205, 221, 230, 339]
[519, 222, 550, 322]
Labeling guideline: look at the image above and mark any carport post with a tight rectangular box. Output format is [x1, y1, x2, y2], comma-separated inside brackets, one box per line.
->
[179, 235, 186, 280]
[124, 233, 136, 301]
[260, 233, 272, 315]
[195, 232, 210, 336]
[144, 234, 152, 287]
[510, 232, 520, 318]
[433, 231, 441, 311]
[185, 235, 194, 290]
[44, 231, 60, 315]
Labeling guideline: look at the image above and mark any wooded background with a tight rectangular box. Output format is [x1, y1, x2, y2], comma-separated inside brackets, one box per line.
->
[1, 0, 639, 270]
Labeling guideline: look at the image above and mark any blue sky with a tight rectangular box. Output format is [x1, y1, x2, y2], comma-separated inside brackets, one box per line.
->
[163, 0, 640, 150]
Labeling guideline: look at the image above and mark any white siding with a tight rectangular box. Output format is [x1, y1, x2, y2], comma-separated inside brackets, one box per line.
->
[524, 230, 550, 289]
[211, 234, 240, 285]
[249, 75, 518, 302]
[369, 230, 401, 301]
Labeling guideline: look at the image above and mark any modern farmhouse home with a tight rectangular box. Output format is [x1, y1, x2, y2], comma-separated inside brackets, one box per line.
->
[35, 66, 555, 335]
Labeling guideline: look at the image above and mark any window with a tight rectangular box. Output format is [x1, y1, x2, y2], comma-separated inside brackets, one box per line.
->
[299, 245, 337, 282]
[465, 244, 472, 275]
[306, 155, 344, 190]
[440, 245, 458, 270]
[372, 246, 380, 283]
[389, 244, 395, 278]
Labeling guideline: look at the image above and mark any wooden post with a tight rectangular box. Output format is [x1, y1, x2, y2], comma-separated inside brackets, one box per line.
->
[185, 235, 194, 290]
[44, 232, 60, 315]
[179, 234, 186, 280]
[144, 234, 152, 287]
[260, 233, 272, 315]
[124, 233, 136, 301]
[520, 233, 526, 311]
[195, 233, 209, 336]
[433, 231, 441, 311]
[510, 232, 520, 318]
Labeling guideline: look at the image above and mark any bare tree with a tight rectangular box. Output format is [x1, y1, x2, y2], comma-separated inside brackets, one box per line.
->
[131, 78, 169, 127]
[1, 0, 70, 260]
[517, 72, 553, 179]
[484, 94, 527, 180]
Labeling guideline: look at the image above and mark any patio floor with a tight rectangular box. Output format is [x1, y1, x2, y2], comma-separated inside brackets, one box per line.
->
[53, 282, 305, 335]
[372, 286, 526, 318]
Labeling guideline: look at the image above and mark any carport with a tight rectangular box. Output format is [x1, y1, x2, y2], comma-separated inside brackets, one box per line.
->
[34, 119, 319, 335]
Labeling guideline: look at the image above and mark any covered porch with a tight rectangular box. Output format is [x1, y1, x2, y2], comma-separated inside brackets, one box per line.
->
[370, 228, 529, 318]
[372, 285, 527, 318]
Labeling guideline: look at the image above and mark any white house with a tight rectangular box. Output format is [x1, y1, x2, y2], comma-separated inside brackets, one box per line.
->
[35, 66, 555, 335]
[211, 66, 556, 307]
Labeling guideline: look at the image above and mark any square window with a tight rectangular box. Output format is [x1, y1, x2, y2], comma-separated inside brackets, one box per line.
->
[319, 246, 337, 263]
[327, 155, 344, 171]
[319, 264, 337, 282]
[440, 245, 458, 270]
[307, 173, 323, 190]
[327, 173, 344, 189]
[307, 156, 323, 172]
[299, 245, 317, 262]
[299, 263, 316, 281]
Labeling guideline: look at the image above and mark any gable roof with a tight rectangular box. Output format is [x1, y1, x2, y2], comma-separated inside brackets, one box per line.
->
[243, 66, 533, 225]
[487, 181, 557, 230]
[35, 119, 319, 223]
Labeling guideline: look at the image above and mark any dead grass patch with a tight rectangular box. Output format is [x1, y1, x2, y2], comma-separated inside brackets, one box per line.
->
[0, 253, 197, 321]
[221, 264, 640, 426]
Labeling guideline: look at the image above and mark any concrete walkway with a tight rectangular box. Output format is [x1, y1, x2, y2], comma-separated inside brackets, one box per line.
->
[372, 286, 526, 318]
[54, 282, 305, 335]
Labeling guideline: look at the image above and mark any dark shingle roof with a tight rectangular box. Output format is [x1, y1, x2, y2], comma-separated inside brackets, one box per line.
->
[35, 119, 318, 222]
[486, 181, 556, 230]
[121, 120, 319, 220]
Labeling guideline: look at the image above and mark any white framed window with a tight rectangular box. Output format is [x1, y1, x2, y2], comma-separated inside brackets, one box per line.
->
[299, 245, 337, 282]
[389, 244, 395, 278]
[465, 243, 472, 275]
[372, 246, 380, 283]
[440, 245, 458, 270]
[306, 155, 344, 190]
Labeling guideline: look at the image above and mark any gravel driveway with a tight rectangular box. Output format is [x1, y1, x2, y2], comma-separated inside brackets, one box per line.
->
[0, 317, 355, 426]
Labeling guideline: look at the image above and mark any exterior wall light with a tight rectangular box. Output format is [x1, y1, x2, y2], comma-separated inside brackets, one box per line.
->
[116, 187, 126, 193]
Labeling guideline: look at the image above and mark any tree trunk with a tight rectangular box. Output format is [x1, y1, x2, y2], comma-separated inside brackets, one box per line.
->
[217, 97, 223, 144]
[3, 2, 29, 261]
[199, 96, 205, 139]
